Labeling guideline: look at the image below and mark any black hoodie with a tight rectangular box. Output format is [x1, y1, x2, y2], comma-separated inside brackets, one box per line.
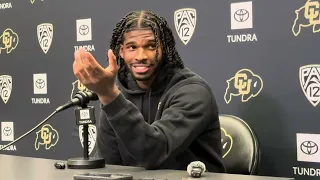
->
[96, 66, 226, 173]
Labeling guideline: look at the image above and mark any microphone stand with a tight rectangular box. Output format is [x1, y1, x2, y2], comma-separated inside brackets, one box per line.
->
[67, 102, 105, 169]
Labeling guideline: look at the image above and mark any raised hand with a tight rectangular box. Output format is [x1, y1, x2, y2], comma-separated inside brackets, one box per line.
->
[73, 48, 120, 104]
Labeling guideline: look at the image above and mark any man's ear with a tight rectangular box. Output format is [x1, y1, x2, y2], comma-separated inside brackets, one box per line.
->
[119, 44, 124, 59]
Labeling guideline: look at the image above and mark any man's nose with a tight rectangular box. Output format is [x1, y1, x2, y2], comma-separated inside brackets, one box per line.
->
[135, 48, 148, 61]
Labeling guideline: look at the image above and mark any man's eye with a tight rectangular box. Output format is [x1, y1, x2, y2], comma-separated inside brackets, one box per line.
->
[148, 44, 156, 49]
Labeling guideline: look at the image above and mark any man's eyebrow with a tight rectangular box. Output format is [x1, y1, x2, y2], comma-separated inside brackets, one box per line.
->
[124, 39, 157, 46]
[146, 39, 156, 44]
[124, 41, 135, 46]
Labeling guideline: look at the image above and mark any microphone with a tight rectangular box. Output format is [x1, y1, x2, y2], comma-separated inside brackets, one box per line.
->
[0, 90, 99, 151]
[55, 91, 99, 112]
[187, 161, 206, 178]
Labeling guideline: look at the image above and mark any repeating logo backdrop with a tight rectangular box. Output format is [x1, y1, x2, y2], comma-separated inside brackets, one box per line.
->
[1, 0, 320, 180]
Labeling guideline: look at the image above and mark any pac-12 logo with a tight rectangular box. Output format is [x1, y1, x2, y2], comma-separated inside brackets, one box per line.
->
[0, 75, 12, 104]
[299, 64, 320, 107]
[37, 23, 53, 54]
[174, 8, 196, 45]
[79, 124, 97, 155]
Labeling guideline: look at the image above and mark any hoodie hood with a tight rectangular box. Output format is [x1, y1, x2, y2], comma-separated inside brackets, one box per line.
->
[116, 64, 176, 124]
[116, 63, 176, 94]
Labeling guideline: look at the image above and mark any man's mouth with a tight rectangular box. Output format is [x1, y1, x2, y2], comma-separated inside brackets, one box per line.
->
[132, 64, 151, 73]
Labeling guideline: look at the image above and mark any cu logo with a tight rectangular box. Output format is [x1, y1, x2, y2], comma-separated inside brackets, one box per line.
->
[300, 141, 318, 155]
[234, 9, 249, 22]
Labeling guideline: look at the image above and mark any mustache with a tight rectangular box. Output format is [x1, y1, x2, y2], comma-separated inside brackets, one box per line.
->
[130, 62, 155, 66]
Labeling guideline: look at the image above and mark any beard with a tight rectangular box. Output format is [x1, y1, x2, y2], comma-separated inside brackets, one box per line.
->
[126, 58, 162, 81]
[127, 64, 157, 81]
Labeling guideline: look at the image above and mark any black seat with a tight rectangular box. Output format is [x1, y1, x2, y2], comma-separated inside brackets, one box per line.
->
[219, 114, 261, 175]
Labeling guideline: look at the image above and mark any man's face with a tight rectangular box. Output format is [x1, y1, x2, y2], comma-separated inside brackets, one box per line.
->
[120, 29, 162, 81]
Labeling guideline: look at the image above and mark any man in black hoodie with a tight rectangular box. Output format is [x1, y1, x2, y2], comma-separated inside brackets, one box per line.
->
[73, 10, 226, 173]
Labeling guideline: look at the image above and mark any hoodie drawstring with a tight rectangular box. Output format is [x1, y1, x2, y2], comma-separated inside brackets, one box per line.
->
[140, 95, 144, 119]
[148, 89, 152, 124]
[140, 89, 152, 124]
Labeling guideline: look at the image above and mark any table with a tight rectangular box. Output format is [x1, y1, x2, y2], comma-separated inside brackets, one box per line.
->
[0, 155, 294, 180]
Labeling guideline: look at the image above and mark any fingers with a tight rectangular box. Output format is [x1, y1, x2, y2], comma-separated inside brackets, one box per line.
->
[85, 51, 104, 75]
[106, 49, 118, 73]
[79, 48, 95, 76]
[73, 48, 118, 90]
[73, 61, 86, 81]
[73, 48, 90, 82]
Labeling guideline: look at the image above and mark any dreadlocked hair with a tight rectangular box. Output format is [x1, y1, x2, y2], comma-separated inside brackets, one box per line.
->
[109, 10, 184, 76]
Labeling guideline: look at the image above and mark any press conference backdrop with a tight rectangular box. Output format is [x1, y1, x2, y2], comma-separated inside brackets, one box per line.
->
[0, 0, 320, 179]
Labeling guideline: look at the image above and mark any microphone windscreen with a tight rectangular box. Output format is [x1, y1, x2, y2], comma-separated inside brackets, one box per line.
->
[187, 161, 206, 176]
[86, 91, 99, 100]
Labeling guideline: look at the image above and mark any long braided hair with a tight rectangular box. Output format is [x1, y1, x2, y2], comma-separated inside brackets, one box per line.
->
[109, 10, 184, 78]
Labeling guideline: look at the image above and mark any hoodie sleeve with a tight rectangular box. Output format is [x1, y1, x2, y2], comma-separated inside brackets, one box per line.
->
[100, 83, 216, 169]
[96, 109, 122, 165]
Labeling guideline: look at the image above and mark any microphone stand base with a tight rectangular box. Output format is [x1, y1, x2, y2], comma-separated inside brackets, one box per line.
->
[67, 157, 105, 169]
